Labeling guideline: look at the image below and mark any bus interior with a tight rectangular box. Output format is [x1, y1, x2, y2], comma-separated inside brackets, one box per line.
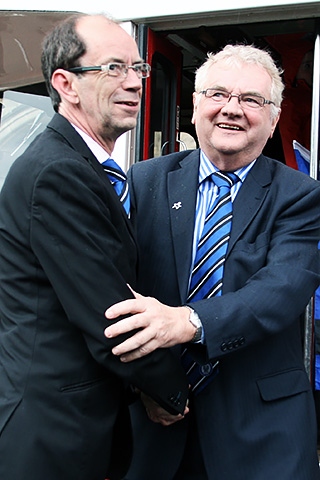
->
[136, 4, 320, 166]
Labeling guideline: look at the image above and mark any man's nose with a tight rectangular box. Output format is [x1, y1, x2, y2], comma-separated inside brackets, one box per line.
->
[122, 68, 143, 90]
[221, 94, 243, 113]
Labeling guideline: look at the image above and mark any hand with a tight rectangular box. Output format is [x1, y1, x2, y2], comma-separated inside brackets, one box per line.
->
[140, 392, 189, 426]
[104, 288, 196, 362]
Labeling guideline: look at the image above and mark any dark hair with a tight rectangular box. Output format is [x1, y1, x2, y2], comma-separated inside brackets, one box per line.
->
[41, 14, 87, 112]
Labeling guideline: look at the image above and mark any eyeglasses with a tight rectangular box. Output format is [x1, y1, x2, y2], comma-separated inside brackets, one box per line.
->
[200, 89, 275, 109]
[66, 62, 151, 79]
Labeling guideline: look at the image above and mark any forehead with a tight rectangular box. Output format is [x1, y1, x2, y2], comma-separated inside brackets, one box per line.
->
[206, 61, 272, 94]
[77, 16, 141, 63]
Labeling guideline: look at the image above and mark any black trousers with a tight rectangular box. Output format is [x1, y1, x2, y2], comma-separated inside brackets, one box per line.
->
[173, 402, 208, 480]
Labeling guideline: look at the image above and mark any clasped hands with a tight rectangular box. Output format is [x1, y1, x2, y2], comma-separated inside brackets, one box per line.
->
[104, 287, 195, 426]
[139, 391, 189, 426]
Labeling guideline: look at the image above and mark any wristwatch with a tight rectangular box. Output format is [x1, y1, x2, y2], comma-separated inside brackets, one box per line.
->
[186, 306, 203, 343]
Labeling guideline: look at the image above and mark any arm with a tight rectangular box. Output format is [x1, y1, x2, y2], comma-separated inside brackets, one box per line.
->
[105, 289, 196, 360]
[30, 156, 189, 415]
[104, 173, 320, 361]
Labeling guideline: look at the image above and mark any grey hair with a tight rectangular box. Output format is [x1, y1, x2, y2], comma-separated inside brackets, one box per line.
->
[194, 44, 284, 119]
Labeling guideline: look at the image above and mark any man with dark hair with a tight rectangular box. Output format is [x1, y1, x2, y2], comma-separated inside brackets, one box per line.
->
[0, 14, 188, 480]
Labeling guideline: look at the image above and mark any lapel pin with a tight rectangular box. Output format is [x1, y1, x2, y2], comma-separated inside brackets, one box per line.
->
[172, 202, 182, 210]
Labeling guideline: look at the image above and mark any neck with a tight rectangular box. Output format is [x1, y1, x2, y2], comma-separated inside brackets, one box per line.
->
[203, 150, 260, 172]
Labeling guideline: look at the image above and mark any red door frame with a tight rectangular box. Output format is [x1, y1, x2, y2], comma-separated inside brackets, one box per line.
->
[142, 28, 182, 159]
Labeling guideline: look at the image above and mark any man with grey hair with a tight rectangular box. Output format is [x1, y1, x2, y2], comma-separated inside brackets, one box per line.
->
[0, 13, 189, 480]
[105, 44, 320, 479]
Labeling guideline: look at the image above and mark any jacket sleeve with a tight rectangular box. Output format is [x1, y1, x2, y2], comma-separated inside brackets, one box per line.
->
[191, 166, 320, 362]
[30, 157, 188, 415]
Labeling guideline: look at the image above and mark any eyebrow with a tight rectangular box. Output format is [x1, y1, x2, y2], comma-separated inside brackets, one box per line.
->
[102, 57, 145, 65]
[211, 85, 266, 96]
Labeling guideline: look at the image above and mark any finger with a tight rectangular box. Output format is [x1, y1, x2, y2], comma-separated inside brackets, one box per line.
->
[116, 337, 161, 361]
[104, 310, 150, 338]
[150, 414, 184, 426]
[111, 329, 156, 357]
[116, 341, 155, 361]
[105, 299, 142, 319]
[118, 350, 145, 362]
[106, 316, 157, 347]
[118, 348, 152, 362]
[104, 318, 136, 338]
[112, 338, 145, 357]
[126, 284, 143, 299]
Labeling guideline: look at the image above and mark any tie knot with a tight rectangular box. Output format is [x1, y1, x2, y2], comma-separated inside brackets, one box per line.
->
[102, 158, 130, 216]
[102, 158, 127, 182]
[211, 171, 239, 189]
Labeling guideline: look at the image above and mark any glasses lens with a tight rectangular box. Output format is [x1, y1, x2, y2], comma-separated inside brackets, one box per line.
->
[133, 64, 150, 78]
[205, 89, 229, 101]
[105, 63, 151, 78]
[240, 94, 264, 108]
[107, 63, 124, 76]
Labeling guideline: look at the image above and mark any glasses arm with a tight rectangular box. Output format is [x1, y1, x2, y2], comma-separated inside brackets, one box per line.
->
[66, 66, 102, 73]
[264, 99, 275, 106]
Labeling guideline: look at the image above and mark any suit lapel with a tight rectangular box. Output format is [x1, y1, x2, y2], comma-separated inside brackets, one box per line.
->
[166, 151, 271, 300]
[227, 155, 272, 256]
[86, 149, 137, 240]
[168, 150, 200, 302]
[47, 114, 136, 240]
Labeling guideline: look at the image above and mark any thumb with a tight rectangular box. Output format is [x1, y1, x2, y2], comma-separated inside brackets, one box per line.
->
[127, 284, 143, 299]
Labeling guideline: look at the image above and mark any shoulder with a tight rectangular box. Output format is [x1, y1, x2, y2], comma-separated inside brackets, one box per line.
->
[254, 154, 320, 193]
[5, 120, 99, 194]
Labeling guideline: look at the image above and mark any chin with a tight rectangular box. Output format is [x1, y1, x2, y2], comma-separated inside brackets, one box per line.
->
[123, 117, 138, 130]
[115, 122, 136, 137]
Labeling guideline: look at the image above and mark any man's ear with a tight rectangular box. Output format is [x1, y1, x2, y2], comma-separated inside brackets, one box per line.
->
[191, 92, 198, 125]
[270, 108, 281, 139]
[51, 68, 80, 105]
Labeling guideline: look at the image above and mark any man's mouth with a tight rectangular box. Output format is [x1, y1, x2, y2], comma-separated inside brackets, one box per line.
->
[217, 123, 243, 131]
[117, 101, 139, 107]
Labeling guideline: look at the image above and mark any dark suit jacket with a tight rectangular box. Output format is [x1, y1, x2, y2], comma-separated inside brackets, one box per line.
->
[126, 149, 320, 480]
[0, 114, 188, 480]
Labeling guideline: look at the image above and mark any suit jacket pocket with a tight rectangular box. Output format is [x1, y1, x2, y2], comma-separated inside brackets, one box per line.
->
[256, 369, 310, 402]
[60, 376, 109, 393]
[232, 231, 270, 254]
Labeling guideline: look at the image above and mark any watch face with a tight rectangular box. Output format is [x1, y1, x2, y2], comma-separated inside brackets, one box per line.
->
[188, 309, 202, 342]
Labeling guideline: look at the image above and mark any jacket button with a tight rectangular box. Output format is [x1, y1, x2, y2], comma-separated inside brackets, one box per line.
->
[168, 392, 181, 406]
[200, 363, 213, 376]
[220, 342, 227, 352]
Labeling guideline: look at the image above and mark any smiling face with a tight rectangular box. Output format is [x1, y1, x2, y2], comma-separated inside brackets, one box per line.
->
[192, 61, 280, 171]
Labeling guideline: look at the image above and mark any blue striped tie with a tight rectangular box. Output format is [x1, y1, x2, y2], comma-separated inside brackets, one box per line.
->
[188, 171, 239, 301]
[182, 171, 239, 394]
[102, 158, 130, 216]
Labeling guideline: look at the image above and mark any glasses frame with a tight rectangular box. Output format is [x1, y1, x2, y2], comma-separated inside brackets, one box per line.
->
[66, 62, 151, 79]
[200, 88, 275, 109]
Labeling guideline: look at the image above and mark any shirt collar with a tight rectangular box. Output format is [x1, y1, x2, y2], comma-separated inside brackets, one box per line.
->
[72, 124, 111, 164]
[199, 150, 256, 185]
